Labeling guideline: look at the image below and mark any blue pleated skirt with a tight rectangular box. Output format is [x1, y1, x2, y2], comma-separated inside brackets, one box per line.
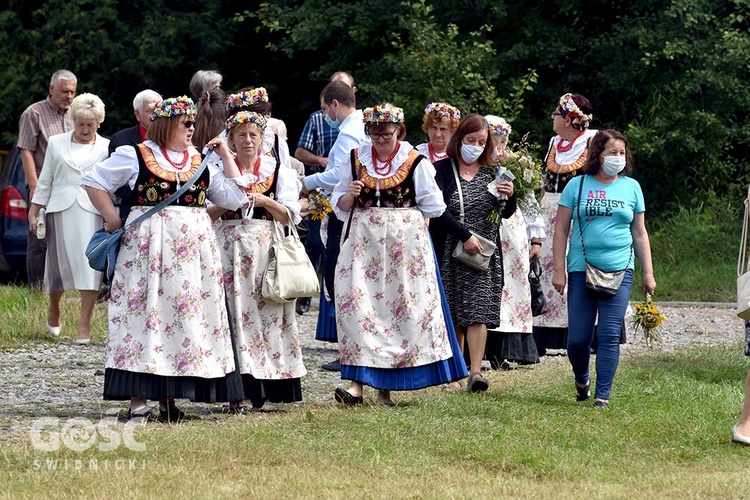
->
[340, 247, 469, 390]
[315, 257, 338, 343]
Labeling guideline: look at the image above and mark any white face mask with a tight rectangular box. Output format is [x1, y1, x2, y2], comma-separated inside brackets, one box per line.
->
[601, 155, 626, 176]
[461, 143, 484, 164]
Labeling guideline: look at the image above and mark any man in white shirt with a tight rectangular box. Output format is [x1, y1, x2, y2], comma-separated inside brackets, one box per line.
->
[300, 80, 365, 371]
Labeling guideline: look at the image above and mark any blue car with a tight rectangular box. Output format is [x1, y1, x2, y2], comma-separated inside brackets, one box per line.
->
[0, 143, 29, 274]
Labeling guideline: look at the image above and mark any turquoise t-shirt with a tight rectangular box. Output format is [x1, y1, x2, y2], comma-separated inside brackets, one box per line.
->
[559, 174, 645, 272]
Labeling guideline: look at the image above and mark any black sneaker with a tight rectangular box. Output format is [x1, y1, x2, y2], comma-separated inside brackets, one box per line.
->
[321, 358, 341, 371]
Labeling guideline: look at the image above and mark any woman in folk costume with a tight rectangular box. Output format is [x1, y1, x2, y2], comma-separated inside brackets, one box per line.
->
[415, 102, 461, 164]
[483, 115, 544, 368]
[83, 96, 248, 422]
[206, 111, 305, 413]
[533, 93, 597, 355]
[331, 103, 467, 406]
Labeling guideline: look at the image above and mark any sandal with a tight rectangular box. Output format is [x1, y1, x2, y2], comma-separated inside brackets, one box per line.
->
[576, 382, 591, 402]
[126, 406, 155, 422]
[158, 405, 186, 423]
[468, 371, 489, 393]
[441, 380, 465, 393]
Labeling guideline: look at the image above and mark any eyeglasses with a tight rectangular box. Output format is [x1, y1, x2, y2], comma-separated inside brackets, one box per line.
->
[369, 131, 395, 140]
[550, 112, 563, 118]
[183, 120, 195, 128]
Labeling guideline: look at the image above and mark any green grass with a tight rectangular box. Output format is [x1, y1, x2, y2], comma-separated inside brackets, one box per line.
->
[0, 286, 108, 350]
[1, 345, 748, 498]
[633, 204, 740, 302]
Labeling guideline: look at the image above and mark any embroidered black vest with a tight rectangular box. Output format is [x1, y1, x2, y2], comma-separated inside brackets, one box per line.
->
[221, 134, 281, 221]
[133, 144, 208, 207]
[543, 141, 589, 194]
[351, 148, 423, 209]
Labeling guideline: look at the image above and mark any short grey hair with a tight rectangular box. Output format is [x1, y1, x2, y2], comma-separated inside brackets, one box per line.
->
[50, 69, 77, 86]
[133, 89, 163, 111]
[70, 93, 105, 124]
[189, 70, 222, 100]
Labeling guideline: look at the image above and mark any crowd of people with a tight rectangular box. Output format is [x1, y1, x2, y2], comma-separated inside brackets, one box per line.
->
[15, 68, 749, 442]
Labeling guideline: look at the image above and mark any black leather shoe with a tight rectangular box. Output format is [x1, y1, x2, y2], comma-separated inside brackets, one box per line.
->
[576, 382, 591, 402]
[126, 406, 155, 422]
[321, 358, 341, 371]
[159, 405, 186, 423]
[593, 400, 610, 410]
[334, 387, 363, 406]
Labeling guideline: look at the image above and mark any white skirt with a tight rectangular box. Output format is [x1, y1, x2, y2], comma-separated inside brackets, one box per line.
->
[497, 208, 532, 333]
[533, 193, 569, 329]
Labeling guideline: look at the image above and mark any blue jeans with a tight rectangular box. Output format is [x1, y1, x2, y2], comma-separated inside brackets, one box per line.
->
[566, 270, 633, 400]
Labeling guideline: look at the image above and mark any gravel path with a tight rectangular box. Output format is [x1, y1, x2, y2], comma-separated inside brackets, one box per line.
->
[0, 303, 745, 434]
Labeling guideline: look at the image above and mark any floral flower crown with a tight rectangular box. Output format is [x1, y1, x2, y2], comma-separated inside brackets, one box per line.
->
[424, 102, 461, 126]
[226, 111, 267, 131]
[150, 96, 196, 121]
[558, 93, 593, 129]
[485, 115, 512, 137]
[363, 103, 404, 124]
[225, 87, 269, 112]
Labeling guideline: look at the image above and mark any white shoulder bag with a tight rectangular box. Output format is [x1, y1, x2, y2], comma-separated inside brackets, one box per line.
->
[738, 184, 750, 319]
[262, 207, 320, 304]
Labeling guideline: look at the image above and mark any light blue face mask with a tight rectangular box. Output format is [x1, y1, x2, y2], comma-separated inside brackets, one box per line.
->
[324, 105, 340, 130]
[461, 143, 484, 164]
[601, 155, 626, 176]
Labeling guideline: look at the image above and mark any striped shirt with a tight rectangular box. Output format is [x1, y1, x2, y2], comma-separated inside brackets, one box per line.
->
[296, 109, 339, 167]
[18, 97, 73, 176]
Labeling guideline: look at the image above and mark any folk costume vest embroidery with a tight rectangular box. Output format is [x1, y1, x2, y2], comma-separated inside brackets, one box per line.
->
[221, 134, 281, 221]
[351, 148, 423, 209]
[134, 144, 208, 207]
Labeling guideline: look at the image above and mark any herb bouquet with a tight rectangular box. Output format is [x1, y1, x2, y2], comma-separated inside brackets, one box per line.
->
[487, 137, 543, 225]
[308, 189, 333, 221]
[632, 293, 668, 349]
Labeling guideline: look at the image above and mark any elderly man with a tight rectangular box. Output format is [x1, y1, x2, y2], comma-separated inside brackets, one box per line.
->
[18, 69, 77, 288]
[108, 89, 163, 219]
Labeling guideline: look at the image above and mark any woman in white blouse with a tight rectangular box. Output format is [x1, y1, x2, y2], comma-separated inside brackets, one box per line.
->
[83, 96, 247, 422]
[28, 93, 110, 343]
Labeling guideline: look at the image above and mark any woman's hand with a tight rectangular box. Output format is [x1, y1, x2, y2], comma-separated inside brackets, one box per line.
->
[205, 137, 230, 157]
[463, 234, 483, 255]
[496, 180, 514, 197]
[348, 180, 364, 197]
[552, 268, 567, 295]
[642, 272, 656, 295]
[529, 243, 541, 260]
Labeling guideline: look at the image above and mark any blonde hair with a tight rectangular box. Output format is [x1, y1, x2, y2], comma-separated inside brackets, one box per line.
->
[227, 122, 264, 153]
[70, 93, 105, 123]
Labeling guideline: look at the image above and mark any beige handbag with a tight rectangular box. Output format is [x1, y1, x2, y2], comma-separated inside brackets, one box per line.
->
[262, 208, 320, 304]
[738, 185, 750, 320]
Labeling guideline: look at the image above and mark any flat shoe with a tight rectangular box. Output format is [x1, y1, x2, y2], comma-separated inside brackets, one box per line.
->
[732, 425, 750, 445]
[159, 405, 186, 423]
[334, 387, 363, 406]
[126, 406, 155, 421]
[75, 338, 91, 345]
[593, 400, 610, 409]
[468, 371, 489, 393]
[441, 380, 465, 393]
[576, 382, 591, 402]
[46, 322, 61, 337]
[226, 405, 248, 415]
[376, 390, 395, 406]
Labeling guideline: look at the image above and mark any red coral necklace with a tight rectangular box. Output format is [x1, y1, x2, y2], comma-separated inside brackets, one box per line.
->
[235, 155, 262, 179]
[556, 130, 586, 153]
[160, 146, 190, 170]
[372, 143, 400, 175]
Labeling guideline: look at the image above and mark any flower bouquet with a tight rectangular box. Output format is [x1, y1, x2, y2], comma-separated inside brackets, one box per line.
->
[308, 189, 333, 221]
[487, 136, 543, 224]
[631, 293, 668, 349]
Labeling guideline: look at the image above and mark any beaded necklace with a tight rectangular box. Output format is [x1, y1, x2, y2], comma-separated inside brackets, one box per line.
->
[556, 129, 586, 153]
[371, 142, 401, 176]
[427, 143, 445, 163]
[235, 155, 262, 180]
[160, 146, 190, 170]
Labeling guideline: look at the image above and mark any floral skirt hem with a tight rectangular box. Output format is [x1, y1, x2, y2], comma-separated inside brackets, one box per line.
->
[102, 368, 244, 403]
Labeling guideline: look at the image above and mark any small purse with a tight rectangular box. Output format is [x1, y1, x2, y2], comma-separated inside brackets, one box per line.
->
[85, 150, 213, 281]
[529, 255, 548, 316]
[738, 184, 750, 320]
[575, 176, 629, 297]
[262, 207, 321, 304]
[450, 160, 496, 272]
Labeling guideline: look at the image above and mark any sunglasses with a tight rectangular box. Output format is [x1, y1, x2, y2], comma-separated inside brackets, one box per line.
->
[368, 131, 395, 140]
[551, 112, 563, 117]
[183, 120, 195, 128]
